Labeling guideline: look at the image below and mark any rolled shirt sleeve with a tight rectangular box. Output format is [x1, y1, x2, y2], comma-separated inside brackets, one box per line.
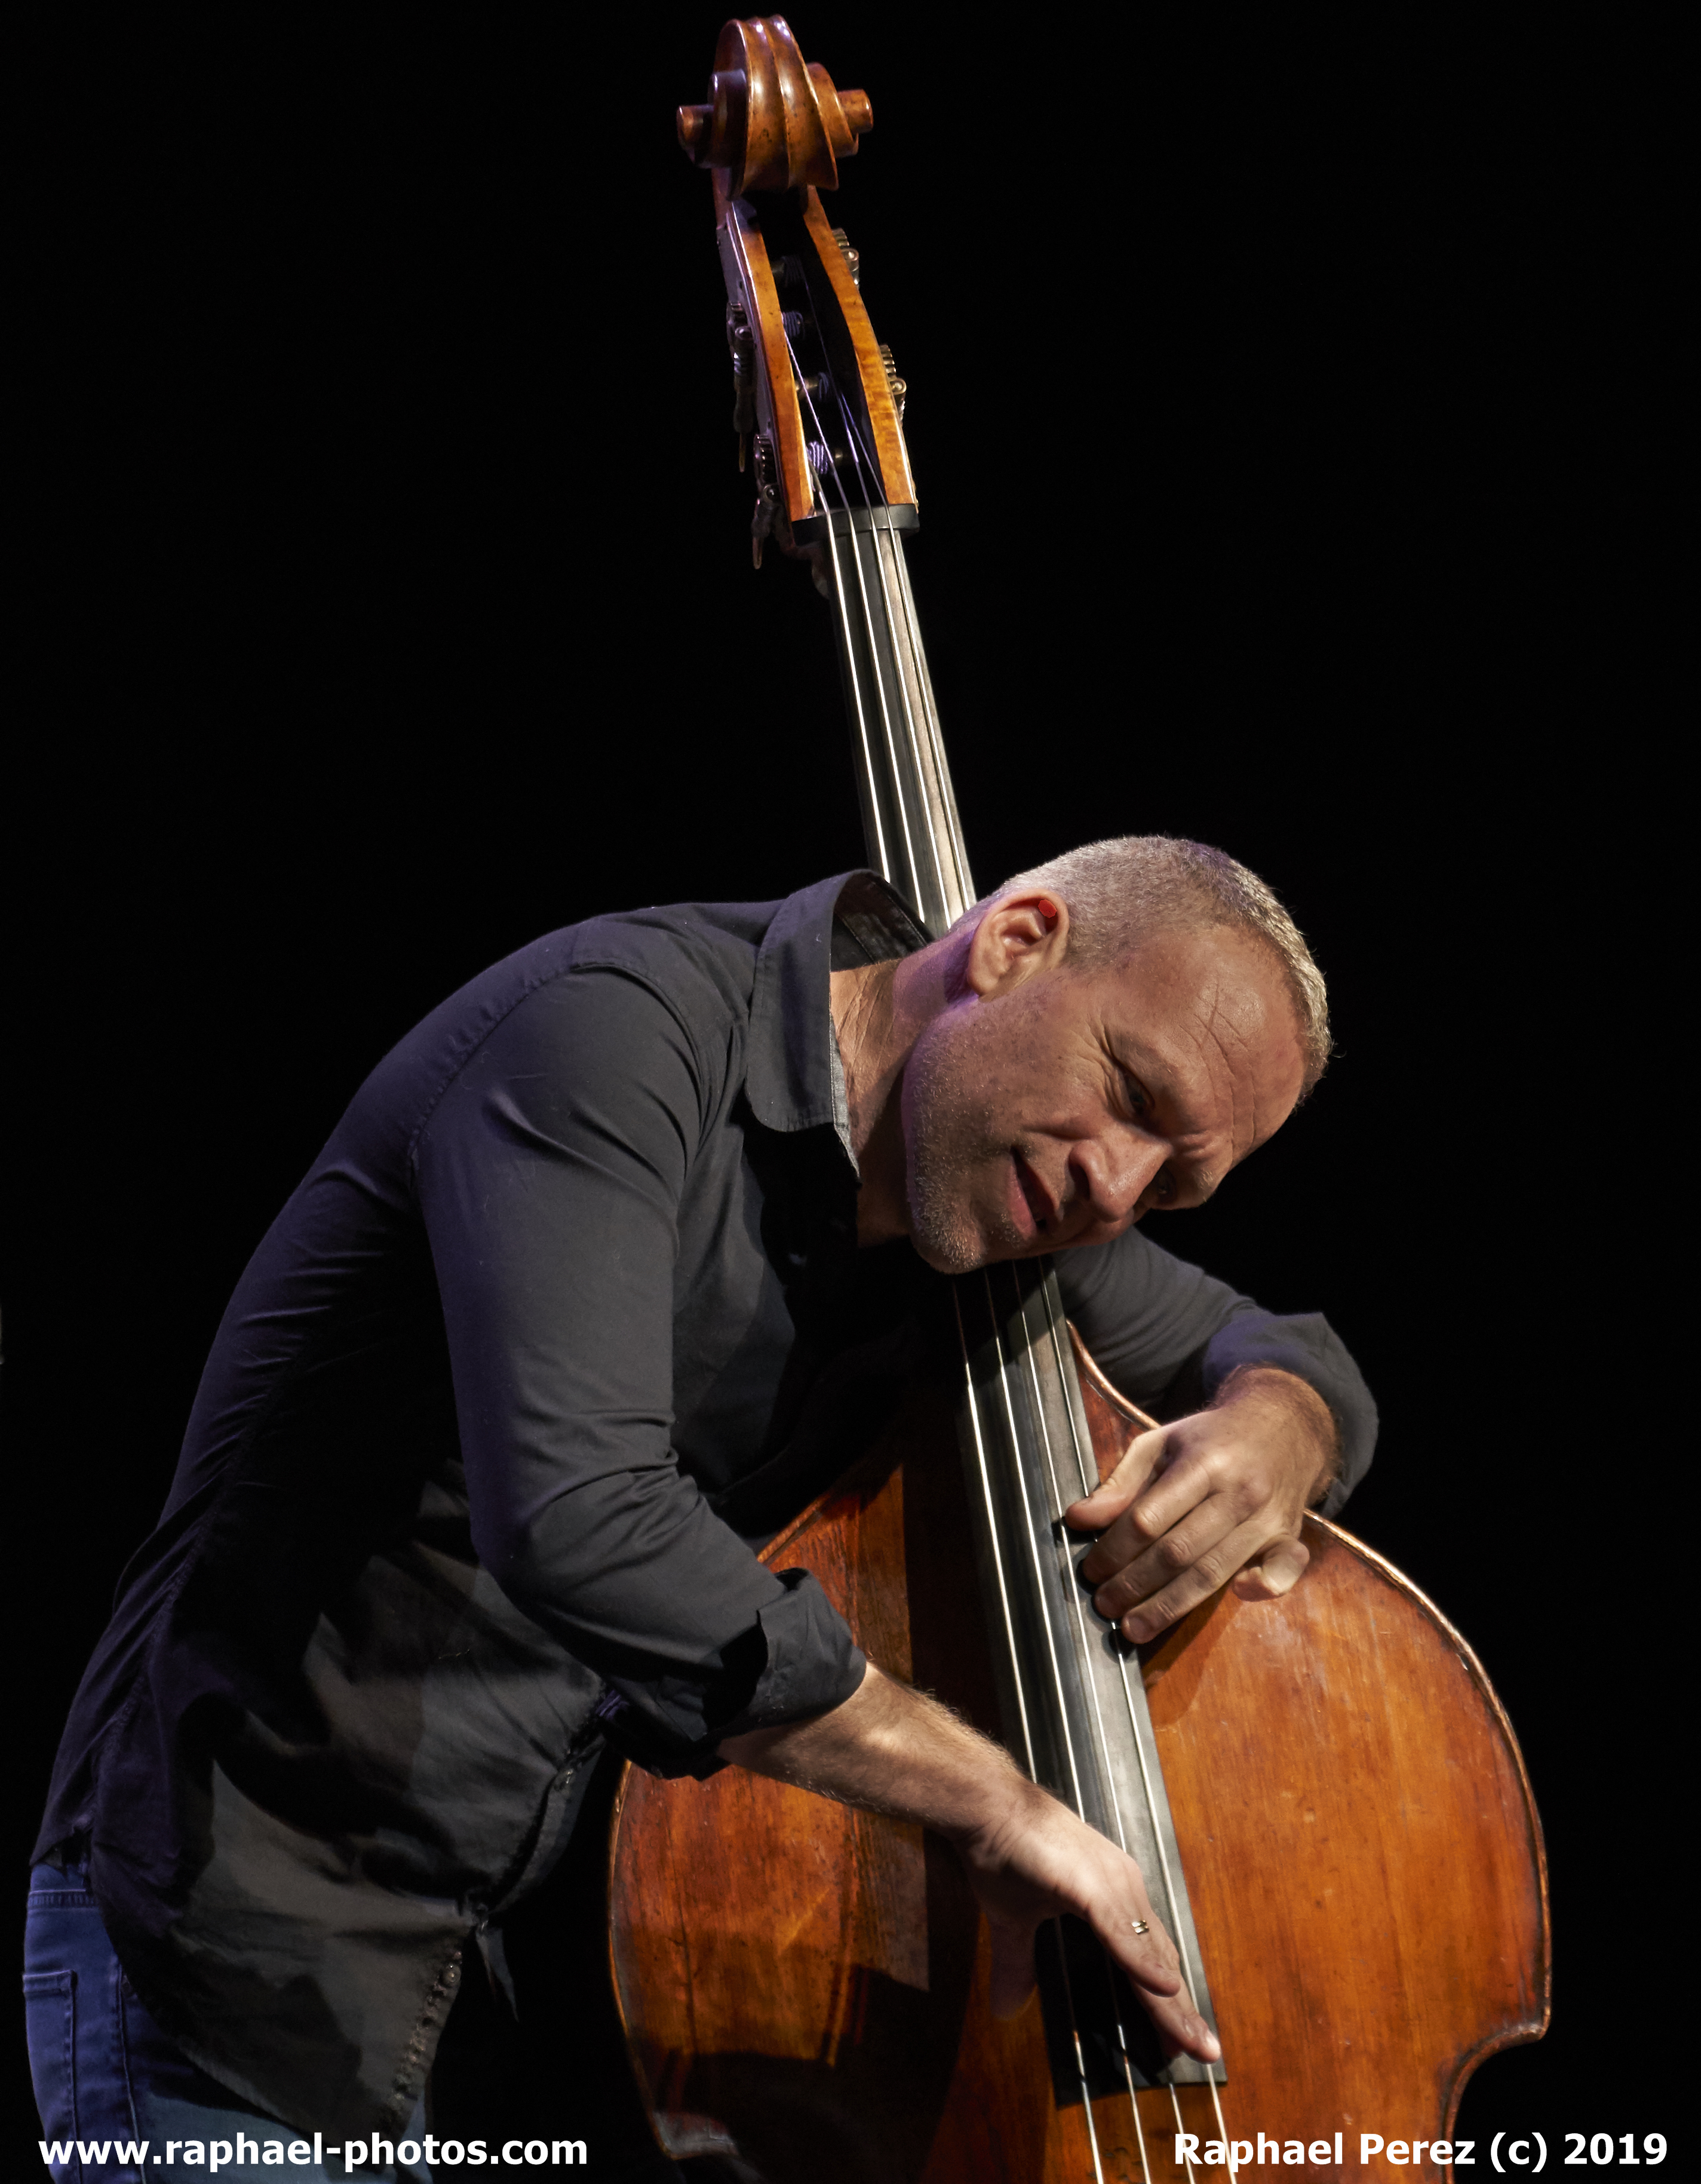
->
[1055, 1226, 1377, 1516]
[413, 966, 865, 1772]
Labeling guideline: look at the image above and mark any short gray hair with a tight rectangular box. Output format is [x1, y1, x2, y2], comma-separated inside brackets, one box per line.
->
[965, 835, 1332, 1093]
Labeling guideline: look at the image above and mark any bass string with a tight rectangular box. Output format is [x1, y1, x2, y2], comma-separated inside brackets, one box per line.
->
[810, 501, 886, 882]
[831, 396, 968, 920]
[858, 305, 1238, 2184]
[949, 1287, 1040, 1778]
[1039, 1280, 1221, 2183]
[980, 1269, 1094, 1820]
[1057, 1338, 1235, 2169]
[1023, 1270, 1178, 2184]
[1024, 1269, 1139, 1851]
[1014, 1262, 1170, 2184]
[1113, 1641, 1212, 2183]
[792, 306, 1186, 2180]
[991, 1262, 1226, 2184]
[794, 460, 1107, 2169]
[836, 465, 1209, 2184]
[989, 1254, 1198, 2176]
[955, 1280, 1106, 2184]
[883, 528, 977, 913]
[822, 385, 1140, 2054]
[981, 1269, 1117, 2184]
[822, 329, 1165, 2183]
[782, 332, 932, 921]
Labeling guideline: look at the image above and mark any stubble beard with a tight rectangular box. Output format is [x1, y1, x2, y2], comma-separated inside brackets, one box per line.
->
[902, 1009, 1028, 1275]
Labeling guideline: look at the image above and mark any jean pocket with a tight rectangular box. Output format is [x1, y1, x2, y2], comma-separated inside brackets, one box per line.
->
[23, 1970, 79, 2179]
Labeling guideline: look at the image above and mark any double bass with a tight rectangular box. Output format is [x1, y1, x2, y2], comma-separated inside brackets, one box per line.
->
[609, 22, 1549, 2179]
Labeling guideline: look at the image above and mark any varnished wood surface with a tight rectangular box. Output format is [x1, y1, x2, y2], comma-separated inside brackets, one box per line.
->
[683, 21, 908, 542]
[1082, 1361, 1552, 2178]
[610, 1383, 1091, 2180]
[714, 185, 813, 530]
[609, 1345, 1548, 2180]
[799, 187, 917, 512]
[1143, 1517, 1549, 2172]
[678, 18, 870, 196]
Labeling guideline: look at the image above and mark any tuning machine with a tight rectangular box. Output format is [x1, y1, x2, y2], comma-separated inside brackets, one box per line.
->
[750, 432, 778, 568]
[829, 226, 861, 289]
[726, 304, 756, 468]
[878, 343, 907, 423]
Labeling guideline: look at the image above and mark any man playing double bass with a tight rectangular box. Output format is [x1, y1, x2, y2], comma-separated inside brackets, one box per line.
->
[27, 836, 1374, 2178]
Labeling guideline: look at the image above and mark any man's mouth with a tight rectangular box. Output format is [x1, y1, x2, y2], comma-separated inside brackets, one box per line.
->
[1013, 1153, 1058, 1237]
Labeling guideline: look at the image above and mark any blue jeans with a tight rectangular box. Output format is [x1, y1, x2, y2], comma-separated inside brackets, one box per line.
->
[24, 1866, 431, 2182]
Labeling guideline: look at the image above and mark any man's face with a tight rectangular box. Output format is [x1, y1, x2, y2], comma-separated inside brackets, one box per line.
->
[899, 918, 1307, 1273]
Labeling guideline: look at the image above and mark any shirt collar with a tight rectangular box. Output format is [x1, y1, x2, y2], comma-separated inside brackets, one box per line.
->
[745, 870, 929, 1137]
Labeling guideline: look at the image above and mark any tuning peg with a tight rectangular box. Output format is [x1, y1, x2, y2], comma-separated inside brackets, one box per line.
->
[829, 228, 861, 289]
[750, 434, 777, 568]
[879, 343, 907, 422]
[727, 305, 757, 443]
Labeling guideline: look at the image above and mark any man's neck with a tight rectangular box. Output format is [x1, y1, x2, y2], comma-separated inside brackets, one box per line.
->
[829, 958, 900, 1154]
[830, 934, 963, 1246]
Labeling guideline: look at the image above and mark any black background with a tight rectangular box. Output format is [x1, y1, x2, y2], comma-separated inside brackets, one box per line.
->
[6, 6, 1674, 2161]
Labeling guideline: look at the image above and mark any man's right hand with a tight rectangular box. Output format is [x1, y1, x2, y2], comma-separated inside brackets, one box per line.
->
[957, 1771, 1212, 2051]
[719, 1661, 1220, 2063]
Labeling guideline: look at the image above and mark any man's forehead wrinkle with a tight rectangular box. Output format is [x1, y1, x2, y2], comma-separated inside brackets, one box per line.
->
[1164, 976, 1272, 1180]
[1106, 951, 1275, 1177]
[1186, 990, 1247, 1126]
[1098, 938, 1298, 1206]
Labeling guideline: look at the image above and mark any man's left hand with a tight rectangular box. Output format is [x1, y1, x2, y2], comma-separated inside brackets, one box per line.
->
[1063, 1367, 1338, 1643]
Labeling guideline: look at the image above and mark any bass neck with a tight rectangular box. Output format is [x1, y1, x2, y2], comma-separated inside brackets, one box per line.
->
[812, 499, 974, 940]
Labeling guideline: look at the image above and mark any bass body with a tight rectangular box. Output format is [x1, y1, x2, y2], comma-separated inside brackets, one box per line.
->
[610, 1349, 1548, 2180]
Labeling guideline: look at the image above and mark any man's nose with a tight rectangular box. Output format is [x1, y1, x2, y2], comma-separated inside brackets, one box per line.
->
[1072, 1133, 1168, 1228]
